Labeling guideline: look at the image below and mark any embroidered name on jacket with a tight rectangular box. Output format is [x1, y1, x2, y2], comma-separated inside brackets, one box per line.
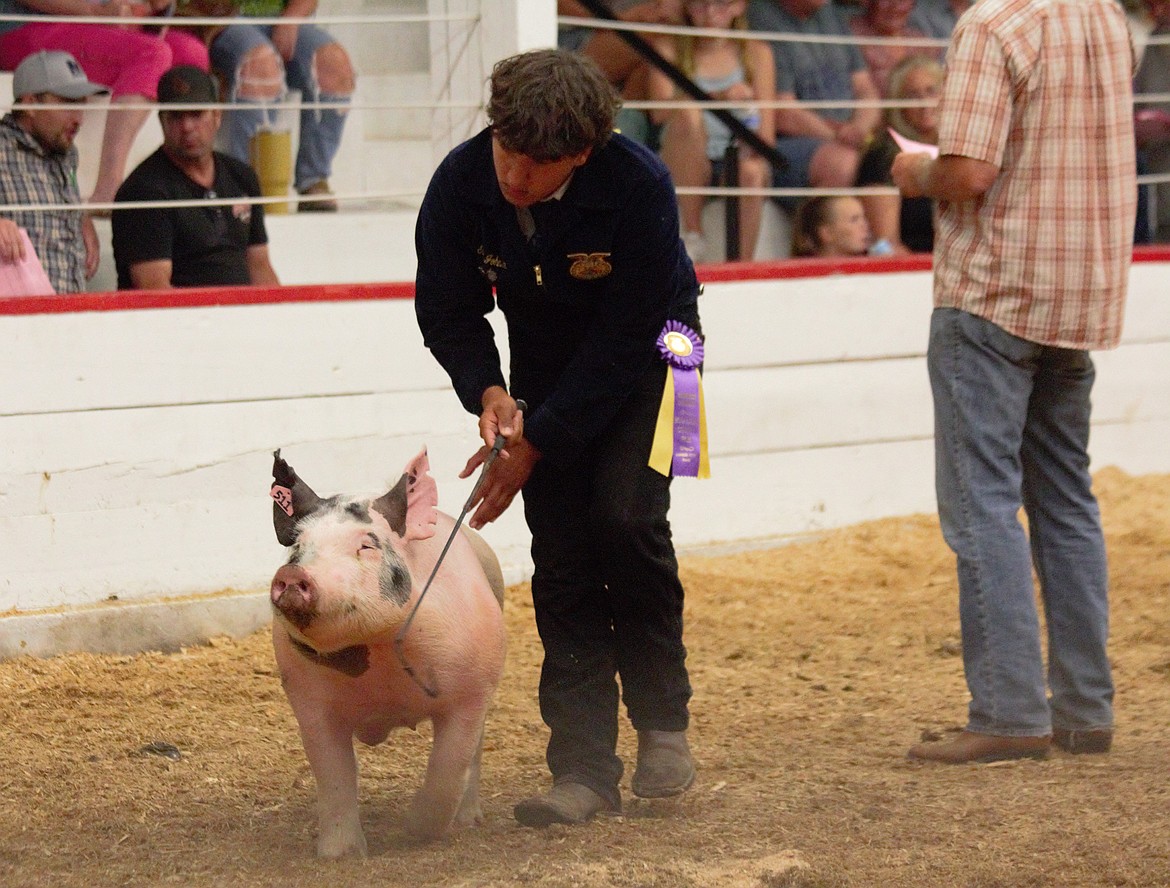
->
[567, 252, 613, 280]
[477, 246, 507, 282]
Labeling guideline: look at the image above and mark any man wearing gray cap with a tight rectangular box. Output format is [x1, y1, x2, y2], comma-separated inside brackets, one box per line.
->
[0, 50, 108, 293]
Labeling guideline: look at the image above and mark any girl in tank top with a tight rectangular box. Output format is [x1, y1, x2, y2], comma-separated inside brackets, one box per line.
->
[647, 0, 775, 262]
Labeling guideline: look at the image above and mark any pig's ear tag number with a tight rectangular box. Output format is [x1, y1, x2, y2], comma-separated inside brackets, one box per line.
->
[271, 485, 295, 517]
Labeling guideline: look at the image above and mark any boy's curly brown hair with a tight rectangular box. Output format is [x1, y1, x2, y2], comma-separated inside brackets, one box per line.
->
[487, 49, 621, 162]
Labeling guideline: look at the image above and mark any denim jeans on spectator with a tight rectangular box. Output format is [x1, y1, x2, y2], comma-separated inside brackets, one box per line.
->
[211, 22, 348, 191]
[927, 307, 1114, 737]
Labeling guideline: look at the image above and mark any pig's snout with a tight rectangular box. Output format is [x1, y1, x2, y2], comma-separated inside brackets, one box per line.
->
[271, 564, 317, 628]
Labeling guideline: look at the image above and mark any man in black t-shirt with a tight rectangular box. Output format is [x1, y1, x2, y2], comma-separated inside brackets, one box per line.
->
[111, 66, 280, 290]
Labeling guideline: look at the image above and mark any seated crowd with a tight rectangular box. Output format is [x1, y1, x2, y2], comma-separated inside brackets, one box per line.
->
[568, 0, 1164, 261]
[0, 0, 353, 293]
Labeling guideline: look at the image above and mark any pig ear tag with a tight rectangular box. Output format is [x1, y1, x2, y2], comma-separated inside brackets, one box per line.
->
[271, 485, 295, 517]
[271, 449, 325, 546]
[394, 400, 527, 699]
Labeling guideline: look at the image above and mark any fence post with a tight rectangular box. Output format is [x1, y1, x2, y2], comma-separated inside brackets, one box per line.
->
[724, 141, 740, 262]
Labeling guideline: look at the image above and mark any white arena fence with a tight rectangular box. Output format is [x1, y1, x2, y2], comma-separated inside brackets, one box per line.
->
[2, 253, 1168, 660]
[1, 5, 1168, 658]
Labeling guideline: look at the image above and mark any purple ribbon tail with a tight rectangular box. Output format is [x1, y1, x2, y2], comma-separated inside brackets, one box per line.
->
[671, 365, 702, 477]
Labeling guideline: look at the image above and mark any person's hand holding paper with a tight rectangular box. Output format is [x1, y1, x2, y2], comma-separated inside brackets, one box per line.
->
[0, 222, 56, 296]
[889, 127, 939, 158]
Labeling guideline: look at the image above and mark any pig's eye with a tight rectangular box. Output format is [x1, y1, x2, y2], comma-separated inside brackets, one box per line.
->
[359, 533, 380, 553]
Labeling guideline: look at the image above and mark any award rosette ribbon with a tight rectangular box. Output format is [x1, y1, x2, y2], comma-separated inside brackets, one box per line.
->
[649, 321, 710, 478]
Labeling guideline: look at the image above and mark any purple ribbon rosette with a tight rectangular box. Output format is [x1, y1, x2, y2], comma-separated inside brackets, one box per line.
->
[653, 320, 707, 477]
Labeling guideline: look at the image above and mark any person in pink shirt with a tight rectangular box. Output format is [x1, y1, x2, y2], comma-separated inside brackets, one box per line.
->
[0, 0, 210, 206]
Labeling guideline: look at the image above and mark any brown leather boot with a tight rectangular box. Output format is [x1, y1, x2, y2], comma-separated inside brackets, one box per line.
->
[908, 730, 1051, 764]
[297, 180, 338, 212]
[1053, 727, 1113, 754]
[513, 782, 616, 827]
[631, 730, 696, 798]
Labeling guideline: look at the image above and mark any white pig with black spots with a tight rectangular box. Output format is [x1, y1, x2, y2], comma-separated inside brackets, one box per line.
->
[268, 448, 505, 858]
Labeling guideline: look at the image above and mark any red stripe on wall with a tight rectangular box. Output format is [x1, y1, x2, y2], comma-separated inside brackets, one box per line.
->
[0, 281, 416, 317]
[3, 247, 1167, 317]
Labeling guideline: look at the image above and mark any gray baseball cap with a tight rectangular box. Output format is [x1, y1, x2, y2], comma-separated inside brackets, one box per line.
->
[13, 51, 110, 101]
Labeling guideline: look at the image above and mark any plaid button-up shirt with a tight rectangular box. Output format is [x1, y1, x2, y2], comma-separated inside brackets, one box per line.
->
[933, 0, 1137, 350]
[0, 113, 86, 294]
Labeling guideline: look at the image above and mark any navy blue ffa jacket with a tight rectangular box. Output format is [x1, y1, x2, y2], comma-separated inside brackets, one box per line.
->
[415, 127, 701, 467]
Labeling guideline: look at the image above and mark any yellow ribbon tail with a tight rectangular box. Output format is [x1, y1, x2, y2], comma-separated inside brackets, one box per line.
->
[648, 366, 710, 479]
[649, 365, 676, 476]
[697, 368, 710, 479]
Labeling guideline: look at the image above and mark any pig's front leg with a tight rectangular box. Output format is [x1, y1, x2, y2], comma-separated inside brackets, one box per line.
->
[453, 724, 486, 830]
[404, 710, 487, 840]
[295, 710, 366, 859]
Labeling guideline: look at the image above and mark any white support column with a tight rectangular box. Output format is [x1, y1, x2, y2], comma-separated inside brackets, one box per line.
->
[479, 0, 557, 56]
[427, 0, 557, 164]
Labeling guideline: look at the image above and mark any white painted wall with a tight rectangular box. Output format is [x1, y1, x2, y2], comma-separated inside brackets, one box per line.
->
[2, 261, 1168, 659]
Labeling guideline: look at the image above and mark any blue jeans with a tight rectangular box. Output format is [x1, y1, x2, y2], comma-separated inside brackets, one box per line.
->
[210, 22, 350, 191]
[927, 308, 1113, 737]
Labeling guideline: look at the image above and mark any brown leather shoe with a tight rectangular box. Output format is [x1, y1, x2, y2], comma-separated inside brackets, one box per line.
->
[513, 782, 617, 827]
[1053, 727, 1113, 754]
[297, 180, 338, 212]
[631, 730, 696, 798]
[908, 730, 1051, 764]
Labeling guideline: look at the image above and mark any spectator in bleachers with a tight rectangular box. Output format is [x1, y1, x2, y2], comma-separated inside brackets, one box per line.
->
[907, 0, 970, 38]
[855, 53, 941, 253]
[0, 50, 106, 292]
[206, 0, 354, 212]
[112, 65, 279, 289]
[558, 0, 684, 146]
[791, 193, 872, 256]
[746, 0, 881, 194]
[0, 0, 211, 206]
[647, 0, 775, 262]
[848, 0, 941, 98]
[1134, 0, 1170, 242]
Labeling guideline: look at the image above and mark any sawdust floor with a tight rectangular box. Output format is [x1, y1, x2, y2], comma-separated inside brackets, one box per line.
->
[1, 467, 1168, 888]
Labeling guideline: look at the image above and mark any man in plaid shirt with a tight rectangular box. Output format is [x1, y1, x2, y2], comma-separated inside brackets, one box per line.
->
[892, 0, 1137, 764]
[0, 51, 107, 294]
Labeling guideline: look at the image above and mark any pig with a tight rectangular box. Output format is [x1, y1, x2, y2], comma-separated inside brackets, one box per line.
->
[268, 447, 506, 858]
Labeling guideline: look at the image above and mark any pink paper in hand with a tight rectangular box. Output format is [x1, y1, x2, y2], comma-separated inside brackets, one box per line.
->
[889, 127, 939, 158]
[1135, 109, 1170, 126]
[0, 229, 55, 296]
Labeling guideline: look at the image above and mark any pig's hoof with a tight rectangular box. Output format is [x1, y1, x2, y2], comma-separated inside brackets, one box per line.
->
[316, 831, 367, 860]
[452, 802, 483, 830]
[403, 802, 453, 842]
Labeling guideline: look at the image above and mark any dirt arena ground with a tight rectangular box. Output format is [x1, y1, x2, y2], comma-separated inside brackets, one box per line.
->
[1, 467, 1167, 888]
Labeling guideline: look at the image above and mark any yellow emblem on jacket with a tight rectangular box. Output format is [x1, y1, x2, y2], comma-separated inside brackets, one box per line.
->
[567, 252, 613, 280]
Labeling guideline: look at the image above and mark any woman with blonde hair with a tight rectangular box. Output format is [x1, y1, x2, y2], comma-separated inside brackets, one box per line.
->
[856, 53, 944, 253]
[646, 0, 774, 262]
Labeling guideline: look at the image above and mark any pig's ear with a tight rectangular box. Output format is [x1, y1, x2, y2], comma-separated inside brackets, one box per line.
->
[271, 449, 325, 547]
[371, 447, 438, 542]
